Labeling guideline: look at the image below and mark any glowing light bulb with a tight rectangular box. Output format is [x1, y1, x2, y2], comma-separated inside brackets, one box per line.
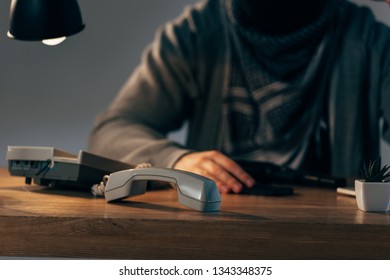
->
[42, 37, 66, 46]
[7, 31, 15, 39]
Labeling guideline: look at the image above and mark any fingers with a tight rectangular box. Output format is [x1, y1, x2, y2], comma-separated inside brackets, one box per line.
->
[198, 157, 244, 193]
[210, 152, 255, 188]
[173, 150, 255, 194]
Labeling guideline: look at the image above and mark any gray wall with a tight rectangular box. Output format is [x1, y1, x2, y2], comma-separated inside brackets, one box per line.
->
[0, 0, 196, 165]
[0, 0, 389, 165]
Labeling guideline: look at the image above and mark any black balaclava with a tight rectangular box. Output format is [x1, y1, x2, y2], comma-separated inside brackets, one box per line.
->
[236, 0, 330, 35]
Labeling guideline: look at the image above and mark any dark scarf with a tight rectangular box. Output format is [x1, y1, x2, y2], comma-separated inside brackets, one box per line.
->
[230, 0, 338, 82]
[223, 0, 345, 168]
[235, 0, 329, 35]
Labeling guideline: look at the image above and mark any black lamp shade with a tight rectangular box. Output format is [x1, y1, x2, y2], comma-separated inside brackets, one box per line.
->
[9, 0, 85, 41]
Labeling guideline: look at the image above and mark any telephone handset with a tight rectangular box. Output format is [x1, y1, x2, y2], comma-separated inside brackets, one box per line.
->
[102, 168, 221, 212]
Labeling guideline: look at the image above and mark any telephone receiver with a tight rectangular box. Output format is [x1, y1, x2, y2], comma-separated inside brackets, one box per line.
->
[103, 168, 221, 212]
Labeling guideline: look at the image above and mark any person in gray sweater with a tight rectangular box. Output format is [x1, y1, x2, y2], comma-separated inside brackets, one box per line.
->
[89, 0, 390, 194]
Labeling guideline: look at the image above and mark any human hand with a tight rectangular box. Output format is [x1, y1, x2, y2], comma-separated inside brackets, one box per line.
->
[173, 150, 255, 194]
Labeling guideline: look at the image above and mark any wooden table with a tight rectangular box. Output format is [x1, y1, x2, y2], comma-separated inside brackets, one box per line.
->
[0, 168, 389, 259]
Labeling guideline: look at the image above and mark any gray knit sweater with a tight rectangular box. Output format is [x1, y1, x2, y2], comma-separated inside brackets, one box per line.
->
[89, 0, 390, 177]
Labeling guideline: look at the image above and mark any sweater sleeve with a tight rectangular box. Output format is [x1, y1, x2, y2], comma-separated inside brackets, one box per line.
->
[377, 24, 390, 144]
[353, 5, 390, 147]
[381, 52, 390, 144]
[356, 8, 390, 152]
[88, 4, 204, 167]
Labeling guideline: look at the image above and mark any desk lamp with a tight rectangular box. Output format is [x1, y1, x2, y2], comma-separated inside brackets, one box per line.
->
[7, 0, 85, 46]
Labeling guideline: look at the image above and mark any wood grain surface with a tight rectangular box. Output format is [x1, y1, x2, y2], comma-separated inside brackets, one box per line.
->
[1, 168, 389, 259]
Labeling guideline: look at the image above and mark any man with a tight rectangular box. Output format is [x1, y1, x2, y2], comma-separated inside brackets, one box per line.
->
[89, 0, 390, 194]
